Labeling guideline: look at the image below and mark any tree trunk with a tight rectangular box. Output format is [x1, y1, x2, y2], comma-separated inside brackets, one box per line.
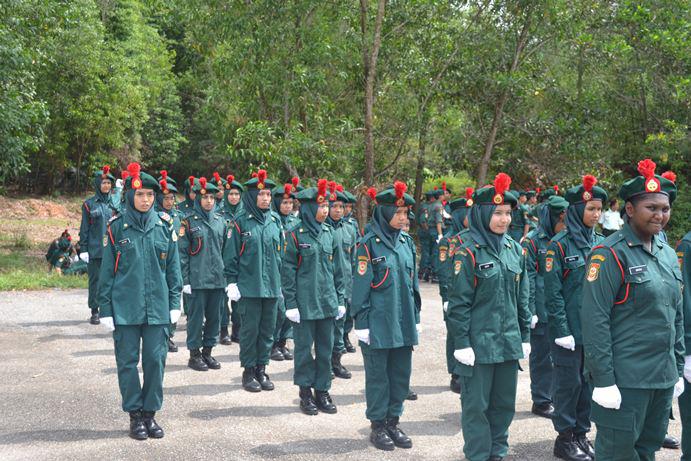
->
[413, 111, 429, 221]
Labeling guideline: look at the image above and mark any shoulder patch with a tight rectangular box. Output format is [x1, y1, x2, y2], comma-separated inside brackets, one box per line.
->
[545, 257, 553, 272]
[159, 211, 171, 223]
[586, 262, 600, 282]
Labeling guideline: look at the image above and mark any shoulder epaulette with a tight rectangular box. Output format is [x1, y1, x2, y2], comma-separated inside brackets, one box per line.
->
[108, 213, 121, 225]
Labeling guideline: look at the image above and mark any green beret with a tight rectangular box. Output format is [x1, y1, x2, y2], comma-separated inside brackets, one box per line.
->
[539, 186, 559, 200]
[343, 190, 357, 204]
[619, 159, 677, 204]
[158, 179, 178, 194]
[157, 171, 177, 186]
[471, 173, 517, 207]
[244, 170, 276, 191]
[425, 189, 438, 198]
[295, 179, 330, 203]
[193, 177, 220, 194]
[526, 190, 536, 199]
[211, 173, 227, 190]
[545, 195, 569, 213]
[449, 197, 469, 211]
[372, 182, 415, 206]
[565, 175, 608, 204]
[273, 184, 296, 199]
[95, 166, 116, 183]
[124, 164, 159, 191]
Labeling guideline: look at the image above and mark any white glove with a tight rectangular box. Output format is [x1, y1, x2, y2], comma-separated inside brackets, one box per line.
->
[674, 377, 685, 399]
[436, 234, 444, 244]
[286, 308, 300, 323]
[684, 356, 691, 383]
[79, 252, 89, 263]
[522, 342, 531, 358]
[416, 323, 421, 333]
[170, 309, 181, 324]
[336, 305, 346, 320]
[555, 335, 576, 351]
[443, 301, 449, 313]
[355, 328, 370, 345]
[226, 283, 241, 301]
[115, 178, 124, 189]
[592, 385, 622, 410]
[100, 316, 115, 332]
[454, 347, 475, 366]
[182, 284, 192, 294]
[530, 315, 538, 329]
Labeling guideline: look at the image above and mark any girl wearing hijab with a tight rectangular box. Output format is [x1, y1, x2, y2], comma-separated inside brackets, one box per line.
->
[223, 170, 283, 393]
[545, 175, 608, 461]
[521, 195, 569, 420]
[97, 163, 182, 440]
[447, 173, 531, 461]
[351, 182, 420, 451]
[582, 160, 682, 461]
[179, 176, 198, 217]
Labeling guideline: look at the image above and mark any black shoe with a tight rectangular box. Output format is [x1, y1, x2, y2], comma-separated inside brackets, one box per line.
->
[450, 375, 461, 394]
[344, 335, 356, 353]
[188, 350, 209, 371]
[201, 347, 221, 369]
[531, 402, 555, 419]
[242, 367, 262, 392]
[370, 421, 395, 451]
[385, 417, 412, 448]
[489, 457, 504, 461]
[423, 268, 430, 282]
[299, 386, 318, 415]
[663, 434, 680, 449]
[89, 313, 100, 325]
[255, 365, 274, 391]
[230, 323, 240, 343]
[575, 433, 595, 458]
[129, 411, 148, 440]
[270, 346, 285, 361]
[405, 390, 418, 401]
[219, 327, 232, 345]
[553, 431, 591, 461]
[280, 345, 293, 360]
[315, 390, 337, 414]
[167, 338, 178, 353]
[142, 411, 164, 438]
[332, 352, 352, 379]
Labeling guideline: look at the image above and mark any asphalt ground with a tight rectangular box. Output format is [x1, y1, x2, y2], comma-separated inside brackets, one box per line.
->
[0, 284, 682, 460]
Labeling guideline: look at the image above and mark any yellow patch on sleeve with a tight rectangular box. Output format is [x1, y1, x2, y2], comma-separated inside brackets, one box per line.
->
[591, 254, 606, 262]
[586, 263, 600, 282]
[103, 235, 108, 247]
[546, 250, 555, 256]
[179, 225, 186, 237]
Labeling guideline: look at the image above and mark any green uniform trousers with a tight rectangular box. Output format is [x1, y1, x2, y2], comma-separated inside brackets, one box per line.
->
[220, 292, 229, 327]
[419, 230, 432, 270]
[361, 344, 412, 421]
[182, 293, 190, 315]
[273, 297, 293, 346]
[87, 258, 101, 312]
[293, 317, 335, 391]
[592, 386, 674, 461]
[113, 324, 168, 412]
[529, 324, 553, 406]
[445, 319, 455, 375]
[460, 360, 518, 461]
[186, 288, 223, 350]
[550, 344, 591, 434]
[221, 299, 240, 329]
[238, 297, 278, 368]
[343, 303, 353, 335]
[332, 301, 350, 353]
[680, 379, 691, 460]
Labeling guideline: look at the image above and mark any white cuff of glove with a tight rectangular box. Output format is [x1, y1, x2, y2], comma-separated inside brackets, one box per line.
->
[530, 315, 538, 329]
[674, 377, 686, 399]
[416, 323, 421, 334]
[170, 309, 181, 324]
[100, 316, 115, 332]
[115, 179, 124, 188]
[555, 335, 576, 351]
[443, 301, 449, 313]
[286, 308, 300, 324]
[592, 384, 622, 410]
[684, 356, 691, 383]
[454, 347, 475, 367]
[354, 328, 370, 345]
[436, 234, 443, 244]
[182, 284, 192, 295]
[336, 305, 346, 320]
[226, 283, 241, 301]
[79, 252, 89, 263]
[522, 342, 531, 358]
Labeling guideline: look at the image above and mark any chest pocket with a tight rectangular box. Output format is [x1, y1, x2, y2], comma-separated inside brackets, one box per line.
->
[371, 257, 392, 290]
[114, 239, 136, 273]
[506, 259, 522, 284]
[189, 227, 203, 256]
[475, 261, 500, 280]
[155, 241, 168, 270]
[563, 256, 585, 279]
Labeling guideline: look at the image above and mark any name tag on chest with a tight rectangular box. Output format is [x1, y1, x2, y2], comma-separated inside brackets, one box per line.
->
[190, 226, 201, 233]
[628, 265, 648, 275]
[564, 255, 580, 263]
[478, 262, 495, 270]
[298, 243, 312, 249]
[538, 249, 547, 255]
[241, 231, 252, 237]
[118, 238, 131, 246]
[372, 256, 387, 265]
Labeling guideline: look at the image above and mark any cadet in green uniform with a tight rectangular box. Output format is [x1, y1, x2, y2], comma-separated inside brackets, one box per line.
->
[179, 176, 197, 218]
[282, 180, 346, 414]
[79, 165, 118, 325]
[522, 195, 569, 419]
[342, 189, 359, 353]
[351, 182, 420, 451]
[417, 191, 435, 281]
[46, 229, 74, 273]
[179, 177, 227, 372]
[677, 227, 691, 460]
[218, 175, 245, 345]
[508, 190, 530, 242]
[582, 159, 683, 461]
[545, 175, 607, 461]
[155, 172, 182, 353]
[270, 182, 297, 361]
[97, 163, 182, 440]
[526, 190, 538, 230]
[447, 174, 530, 461]
[438, 188, 473, 394]
[212, 172, 226, 211]
[223, 170, 283, 392]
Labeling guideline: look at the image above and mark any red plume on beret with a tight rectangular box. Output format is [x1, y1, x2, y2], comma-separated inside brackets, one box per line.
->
[226, 174, 235, 184]
[465, 187, 474, 199]
[257, 170, 267, 185]
[637, 158, 656, 179]
[188, 176, 195, 185]
[582, 175, 597, 192]
[367, 187, 377, 202]
[251, 172, 258, 178]
[553, 185, 559, 193]
[661, 171, 677, 183]
[328, 181, 337, 201]
[284, 184, 292, 197]
[213, 172, 221, 184]
[121, 171, 129, 180]
[317, 179, 327, 199]
[536, 187, 541, 195]
[159, 179, 169, 193]
[336, 184, 344, 193]
[433, 186, 438, 191]
[199, 177, 207, 192]
[394, 181, 407, 200]
[127, 163, 142, 189]
[441, 181, 447, 192]
[493, 173, 512, 196]
[292, 176, 300, 188]
[102, 165, 110, 176]
[160, 170, 168, 180]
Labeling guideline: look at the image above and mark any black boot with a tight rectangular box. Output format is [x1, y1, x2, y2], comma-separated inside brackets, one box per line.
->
[201, 347, 221, 369]
[230, 322, 240, 343]
[370, 420, 395, 451]
[315, 390, 337, 414]
[255, 365, 274, 391]
[332, 352, 352, 379]
[553, 430, 591, 461]
[219, 326, 232, 345]
[575, 433, 595, 459]
[406, 389, 418, 401]
[532, 402, 555, 419]
[129, 411, 148, 440]
[242, 367, 261, 392]
[299, 386, 318, 415]
[270, 345, 285, 361]
[663, 434, 680, 449]
[142, 411, 164, 438]
[188, 349, 208, 371]
[450, 374, 461, 394]
[343, 334, 356, 353]
[89, 309, 100, 325]
[167, 338, 178, 353]
[385, 417, 412, 448]
[278, 339, 293, 360]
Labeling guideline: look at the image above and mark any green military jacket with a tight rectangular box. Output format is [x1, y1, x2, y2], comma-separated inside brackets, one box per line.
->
[417, 202, 430, 233]
[179, 209, 227, 289]
[79, 194, 118, 259]
[331, 219, 356, 303]
[179, 199, 195, 218]
[581, 224, 684, 389]
[351, 231, 421, 349]
[677, 232, 691, 354]
[522, 228, 550, 325]
[438, 229, 469, 303]
[223, 209, 283, 298]
[509, 204, 529, 240]
[430, 201, 444, 231]
[544, 229, 604, 344]
[98, 211, 182, 325]
[446, 234, 530, 366]
[282, 222, 345, 320]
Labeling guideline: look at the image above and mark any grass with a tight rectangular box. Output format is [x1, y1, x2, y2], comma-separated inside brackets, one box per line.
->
[0, 250, 88, 291]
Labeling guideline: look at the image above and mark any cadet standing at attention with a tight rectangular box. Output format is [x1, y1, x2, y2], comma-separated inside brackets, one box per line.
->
[97, 162, 182, 440]
[545, 175, 607, 461]
[677, 223, 691, 460]
[79, 165, 118, 325]
[223, 170, 283, 393]
[351, 182, 420, 451]
[447, 174, 530, 461]
[521, 195, 569, 419]
[179, 176, 197, 217]
[582, 159, 683, 461]
[341, 189, 359, 353]
[179, 177, 227, 372]
[282, 179, 346, 415]
[508, 190, 530, 242]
